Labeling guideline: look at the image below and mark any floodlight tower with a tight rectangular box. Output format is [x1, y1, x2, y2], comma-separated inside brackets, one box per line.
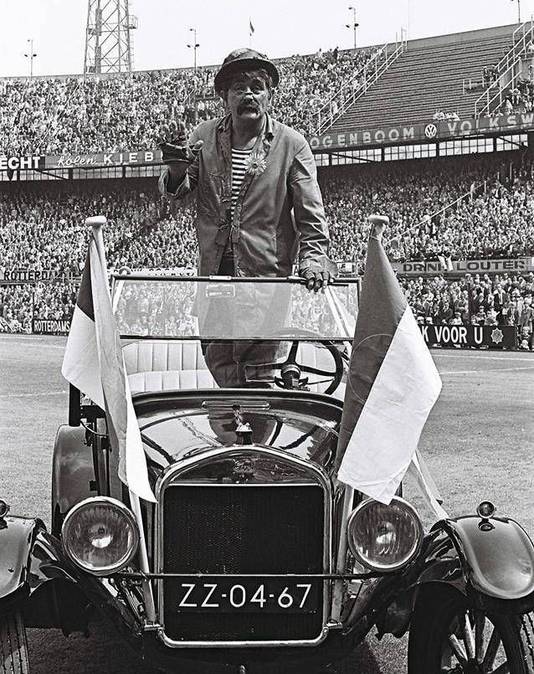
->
[84, 0, 138, 75]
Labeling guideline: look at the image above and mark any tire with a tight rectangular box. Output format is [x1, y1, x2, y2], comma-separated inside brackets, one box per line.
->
[0, 610, 30, 673]
[408, 584, 534, 673]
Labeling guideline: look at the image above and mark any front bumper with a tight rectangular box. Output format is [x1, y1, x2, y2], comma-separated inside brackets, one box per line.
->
[137, 624, 366, 674]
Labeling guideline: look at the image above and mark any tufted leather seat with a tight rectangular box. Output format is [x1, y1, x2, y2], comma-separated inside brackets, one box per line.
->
[123, 340, 216, 394]
[128, 369, 217, 393]
[123, 339, 341, 395]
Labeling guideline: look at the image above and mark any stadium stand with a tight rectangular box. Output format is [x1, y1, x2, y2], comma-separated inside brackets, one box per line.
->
[1, 150, 534, 342]
[2, 25, 534, 348]
[327, 25, 516, 132]
[1, 150, 532, 276]
[0, 47, 379, 155]
[323, 151, 534, 264]
[474, 21, 534, 117]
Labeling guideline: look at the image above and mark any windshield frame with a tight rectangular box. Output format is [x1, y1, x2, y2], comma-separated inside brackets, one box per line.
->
[111, 274, 360, 342]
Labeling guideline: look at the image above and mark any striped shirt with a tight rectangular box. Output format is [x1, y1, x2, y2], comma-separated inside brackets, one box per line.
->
[222, 147, 252, 261]
[231, 147, 253, 216]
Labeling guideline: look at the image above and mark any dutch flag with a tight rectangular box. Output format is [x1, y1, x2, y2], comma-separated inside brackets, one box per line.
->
[62, 217, 155, 502]
[336, 216, 442, 505]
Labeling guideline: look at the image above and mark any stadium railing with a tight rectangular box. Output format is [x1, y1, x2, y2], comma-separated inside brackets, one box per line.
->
[314, 32, 408, 136]
[474, 17, 534, 117]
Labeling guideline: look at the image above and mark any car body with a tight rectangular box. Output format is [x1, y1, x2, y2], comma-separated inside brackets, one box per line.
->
[2, 275, 534, 674]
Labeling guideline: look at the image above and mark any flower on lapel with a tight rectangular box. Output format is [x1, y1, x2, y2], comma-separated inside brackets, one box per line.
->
[244, 154, 267, 176]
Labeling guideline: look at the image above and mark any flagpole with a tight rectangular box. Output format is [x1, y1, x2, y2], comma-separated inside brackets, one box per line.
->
[331, 485, 354, 622]
[410, 451, 449, 521]
[86, 215, 107, 233]
[86, 216, 109, 291]
[86, 216, 158, 613]
[130, 491, 157, 622]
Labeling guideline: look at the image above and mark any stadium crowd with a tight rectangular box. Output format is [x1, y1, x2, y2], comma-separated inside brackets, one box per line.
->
[0, 46, 377, 156]
[1, 151, 534, 346]
[325, 152, 534, 264]
[401, 273, 534, 349]
[483, 75, 534, 117]
[4, 271, 533, 348]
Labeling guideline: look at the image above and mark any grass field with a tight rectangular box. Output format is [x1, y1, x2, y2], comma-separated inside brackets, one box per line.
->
[1, 334, 534, 673]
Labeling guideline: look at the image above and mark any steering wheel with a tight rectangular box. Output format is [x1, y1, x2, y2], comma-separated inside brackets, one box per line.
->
[262, 328, 345, 395]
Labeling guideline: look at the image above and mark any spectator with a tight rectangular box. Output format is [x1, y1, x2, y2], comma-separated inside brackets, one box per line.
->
[0, 47, 381, 155]
[2, 150, 534, 348]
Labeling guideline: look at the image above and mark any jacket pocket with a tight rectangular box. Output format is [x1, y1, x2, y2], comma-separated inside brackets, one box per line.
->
[197, 172, 226, 215]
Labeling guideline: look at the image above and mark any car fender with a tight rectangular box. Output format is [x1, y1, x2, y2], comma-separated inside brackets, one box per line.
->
[0, 516, 45, 605]
[0, 518, 134, 632]
[51, 424, 95, 535]
[430, 516, 534, 601]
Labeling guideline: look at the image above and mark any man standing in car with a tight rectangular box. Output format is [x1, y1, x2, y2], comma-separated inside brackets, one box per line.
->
[159, 48, 336, 387]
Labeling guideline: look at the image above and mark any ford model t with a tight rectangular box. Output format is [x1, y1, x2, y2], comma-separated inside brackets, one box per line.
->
[1, 272, 534, 673]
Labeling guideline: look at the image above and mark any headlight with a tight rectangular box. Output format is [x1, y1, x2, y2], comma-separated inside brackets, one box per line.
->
[347, 497, 423, 572]
[62, 497, 139, 575]
[0, 499, 10, 518]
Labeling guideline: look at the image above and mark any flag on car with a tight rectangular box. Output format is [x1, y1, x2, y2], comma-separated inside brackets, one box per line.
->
[249, 18, 255, 34]
[62, 217, 155, 502]
[336, 216, 442, 505]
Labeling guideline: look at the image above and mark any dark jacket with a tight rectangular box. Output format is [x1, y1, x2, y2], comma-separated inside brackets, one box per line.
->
[159, 113, 331, 277]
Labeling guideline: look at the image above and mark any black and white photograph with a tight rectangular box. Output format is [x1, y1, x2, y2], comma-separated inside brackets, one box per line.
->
[1, 0, 534, 672]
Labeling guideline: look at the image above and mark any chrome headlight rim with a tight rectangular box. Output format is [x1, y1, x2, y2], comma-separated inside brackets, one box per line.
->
[61, 496, 139, 576]
[347, 496, 424, 573]
[0, 498, 10, 518]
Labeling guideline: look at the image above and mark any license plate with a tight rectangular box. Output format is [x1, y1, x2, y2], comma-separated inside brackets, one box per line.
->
[173, 579, 321, 613]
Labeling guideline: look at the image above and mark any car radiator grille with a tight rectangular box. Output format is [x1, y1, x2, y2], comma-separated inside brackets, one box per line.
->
[161, 484, 325, 642]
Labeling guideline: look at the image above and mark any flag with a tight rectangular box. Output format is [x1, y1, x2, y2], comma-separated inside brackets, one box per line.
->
[249, 18, 255, 35]
[336, 216, 442, 505]
[62, 217, 155, 502]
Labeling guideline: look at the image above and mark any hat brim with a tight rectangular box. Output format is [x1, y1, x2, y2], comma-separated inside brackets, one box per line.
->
[215, 57, 279, 93]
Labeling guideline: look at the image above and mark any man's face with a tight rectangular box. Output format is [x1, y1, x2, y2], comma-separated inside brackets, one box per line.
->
[226, 72, 270, 124]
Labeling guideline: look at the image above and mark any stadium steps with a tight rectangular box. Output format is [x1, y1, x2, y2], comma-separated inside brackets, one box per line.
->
[327, 26, 516, 133]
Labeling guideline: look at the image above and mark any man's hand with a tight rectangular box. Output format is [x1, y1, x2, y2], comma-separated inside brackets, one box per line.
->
[158, 120, 203, 178]
[299, 258, 338, 292]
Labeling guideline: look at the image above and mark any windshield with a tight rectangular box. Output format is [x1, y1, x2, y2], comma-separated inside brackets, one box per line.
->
[113, 276, 358, 341]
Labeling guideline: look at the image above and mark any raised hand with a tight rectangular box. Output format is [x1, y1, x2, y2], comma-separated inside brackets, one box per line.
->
[158, 120, 203, 176]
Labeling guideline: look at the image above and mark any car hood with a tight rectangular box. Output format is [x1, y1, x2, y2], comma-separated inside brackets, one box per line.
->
[133, 390, 342, 477]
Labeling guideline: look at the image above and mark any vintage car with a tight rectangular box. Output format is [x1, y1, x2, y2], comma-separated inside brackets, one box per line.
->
[2, 274, 534, 674]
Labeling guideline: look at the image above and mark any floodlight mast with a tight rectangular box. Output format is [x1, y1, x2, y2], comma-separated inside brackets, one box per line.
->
[23, 39, 38, 78]
[84, 0, 138, 75]
[346, 6, 359, 50]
